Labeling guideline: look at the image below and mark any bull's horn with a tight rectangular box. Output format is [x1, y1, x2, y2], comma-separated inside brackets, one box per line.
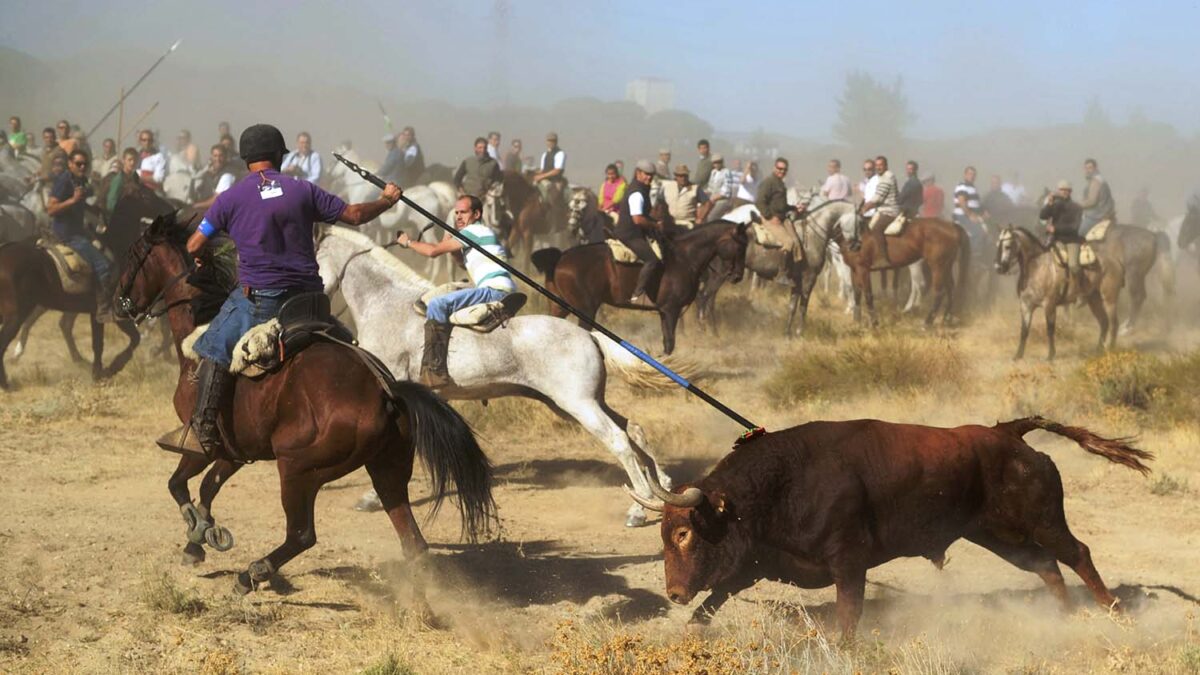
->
[645, 469, 705, 508]
[625, 486, 664, 512]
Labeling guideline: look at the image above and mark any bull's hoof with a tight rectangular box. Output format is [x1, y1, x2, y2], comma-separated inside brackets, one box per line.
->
[354, 490, 384, 513]
[625, 511, 648, 528]
[181, 543, 206, 566]
[233, 572, 255, 596]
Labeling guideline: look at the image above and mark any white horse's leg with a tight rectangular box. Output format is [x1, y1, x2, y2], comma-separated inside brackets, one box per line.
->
[828, 243, 856, 313]
[903, 262, 925, 313]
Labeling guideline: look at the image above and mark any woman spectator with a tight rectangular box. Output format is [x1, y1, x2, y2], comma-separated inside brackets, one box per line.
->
[597, 163, 627, 215]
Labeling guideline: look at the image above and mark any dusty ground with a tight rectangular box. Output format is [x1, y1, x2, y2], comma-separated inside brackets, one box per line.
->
[1, 267, 1198, 674]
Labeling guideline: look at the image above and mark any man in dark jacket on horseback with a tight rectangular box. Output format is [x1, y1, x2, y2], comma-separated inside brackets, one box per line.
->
[182, 123, 403, 460]
[616, 160, 661, 306]
[1040, 179, 1084, 298]
[47, 149, 114, 319]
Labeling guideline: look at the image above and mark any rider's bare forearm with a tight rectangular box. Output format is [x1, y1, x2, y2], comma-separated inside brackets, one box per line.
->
[339, 198, 394, 226]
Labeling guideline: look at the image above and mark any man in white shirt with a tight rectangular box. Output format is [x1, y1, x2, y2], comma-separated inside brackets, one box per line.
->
[487, 131, 503, 169]
[662, 164, 698, 228]
[702, 154, 734, 222]
[191, 144, 237, 210]
[281, 131, 323, 184]
[820, 159, 852, 200]
[137, 129, 169, 192]
[534, 131, 568, 210]
[1001, 172, 1026, 206]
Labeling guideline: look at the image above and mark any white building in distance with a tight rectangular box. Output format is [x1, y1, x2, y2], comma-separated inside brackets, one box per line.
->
[626, 77, 675, 115]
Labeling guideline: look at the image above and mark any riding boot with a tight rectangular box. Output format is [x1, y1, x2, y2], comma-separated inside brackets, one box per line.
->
[631, 259, 661, 305]
[419, 320, 454, 388]
[94, 275, 115, 324]
[191, 358, 235, 460]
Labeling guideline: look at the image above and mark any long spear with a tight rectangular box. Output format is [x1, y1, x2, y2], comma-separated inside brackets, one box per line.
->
[118, 102, 159, 145]
[87, 39, 181, 139]
[333, 153, 765, 443]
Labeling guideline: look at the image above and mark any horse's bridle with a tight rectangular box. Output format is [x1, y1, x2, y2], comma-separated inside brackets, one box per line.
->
[115, 231, 194, 325]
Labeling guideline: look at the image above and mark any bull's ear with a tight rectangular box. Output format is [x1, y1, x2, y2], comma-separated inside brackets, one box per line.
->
[711, 492, 730, 516]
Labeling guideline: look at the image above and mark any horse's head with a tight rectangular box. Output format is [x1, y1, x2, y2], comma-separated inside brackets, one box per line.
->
[567, 187, 594, 227]
[483, 180, 509, 230]
[994, 224, 1018, 274]
[114, 212, 192, 323]
[651, 197, 675, 231]
[1179, 201, 1200, 251]
[717, 222, 751, 283]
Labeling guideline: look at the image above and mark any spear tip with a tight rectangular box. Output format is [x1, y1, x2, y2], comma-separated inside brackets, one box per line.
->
[169, 39, 182, 52]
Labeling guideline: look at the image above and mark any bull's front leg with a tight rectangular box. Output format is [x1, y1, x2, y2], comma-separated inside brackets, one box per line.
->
[687, 574, 759, 628]
[832, 565, 867, 642]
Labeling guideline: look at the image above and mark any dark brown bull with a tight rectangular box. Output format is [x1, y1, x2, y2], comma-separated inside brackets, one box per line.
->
[631, 416, 1152, 639]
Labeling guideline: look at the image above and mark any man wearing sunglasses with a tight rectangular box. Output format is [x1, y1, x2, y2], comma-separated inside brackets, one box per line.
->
[756, 157, 802, 259]
[48, 149, 115, 319]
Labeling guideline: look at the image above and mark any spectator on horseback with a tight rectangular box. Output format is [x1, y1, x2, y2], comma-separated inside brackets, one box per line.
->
[503, 138, 523, 174]
[618, 160, 662, 307]
[282, 131, 323, 185]
[702, 154, 734, 222]
[48, 149, 114, 320]
[1040, 179, 1084, 297]
[92, 138, 118, 179]
[454, 136, 503, 199]
[191, 144, 237, 210]
[820, 159, 852, 201]
[860, 155, 900, 260]
[898, 160, 924, 218]
[534, 131, 567, 209]
[655, 148, 672, 180]
[487, 131, 503, 168]
[598, 163, 628, 216]
[173, 129, 201, 175]
[982, 174, 1015, 225]
[37, 127, 65, 181]
[737, 161, 760, 203]
[856, 158, 876, 201]
[1130, 187, 1160, 228]
[396, 195, 516, 388]
[379, 133, 403, 184]
[396, 126, 425, 186]
[186, 123, 403, 459]
[953, 165, 986, 248]
[137, 129, 169, 193]
[56, 119, 79, 155]
[1080, 158, 1115, 236]
[662, 164, 699, 229]
[757, 157, 801, 258]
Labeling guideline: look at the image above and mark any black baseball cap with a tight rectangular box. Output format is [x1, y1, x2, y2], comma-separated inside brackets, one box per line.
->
[239, 123, 288, 163]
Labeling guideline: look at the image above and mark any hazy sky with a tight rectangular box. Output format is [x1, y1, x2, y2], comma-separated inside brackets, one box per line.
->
[3, 0, 1197, 140]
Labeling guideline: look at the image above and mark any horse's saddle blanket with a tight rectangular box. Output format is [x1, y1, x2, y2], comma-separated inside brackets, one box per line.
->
[413, 282, 528, 333]
[1085, 219, 1113, 242]
[181, 293, 357, 377]
[883, 214, 908, 236]
[607, 238, 662, 264]
[752, 222, 785, 249]
[38, 240, 93, 295]
[1053, 242, 1099, 267]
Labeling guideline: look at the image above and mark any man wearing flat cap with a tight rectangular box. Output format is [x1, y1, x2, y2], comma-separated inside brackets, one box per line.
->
[1039, 179, 1084, 298]
[534, 131, 568, 213]
[662, 164, 698, 229]
[614, 160, 662, 306]
[702, 153, 734, 223]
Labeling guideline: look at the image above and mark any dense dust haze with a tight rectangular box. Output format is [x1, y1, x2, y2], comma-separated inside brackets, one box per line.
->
[3, 1, 1199, 212]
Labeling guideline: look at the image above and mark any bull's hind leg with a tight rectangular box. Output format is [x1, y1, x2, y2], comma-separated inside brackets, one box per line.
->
[966, 531, 1070, 607]
[1036, 529, 1119, 611]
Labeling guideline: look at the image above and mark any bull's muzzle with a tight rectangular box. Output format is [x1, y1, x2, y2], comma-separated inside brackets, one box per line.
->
[666, 585, 695, 605]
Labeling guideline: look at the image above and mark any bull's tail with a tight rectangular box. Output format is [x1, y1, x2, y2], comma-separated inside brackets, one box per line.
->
[995, 415, 1153, 475]
[388, 380, 497, 541]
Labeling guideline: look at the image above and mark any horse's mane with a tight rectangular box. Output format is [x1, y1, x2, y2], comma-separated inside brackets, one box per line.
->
[1011, 225, 1048, 252]
[322, 225, 434, 290]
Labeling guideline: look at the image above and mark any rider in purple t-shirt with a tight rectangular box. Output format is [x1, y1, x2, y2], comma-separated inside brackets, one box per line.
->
[183, 123, 403, 460]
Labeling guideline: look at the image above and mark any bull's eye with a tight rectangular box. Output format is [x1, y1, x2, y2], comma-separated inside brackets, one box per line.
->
[674, 527, 692, 548]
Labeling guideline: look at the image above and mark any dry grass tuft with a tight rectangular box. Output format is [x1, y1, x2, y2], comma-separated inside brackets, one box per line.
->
[360, 653, 416, 675]
[1076, 350, 1200, 428]
[1149, 473, 1191, 497]
[198, 648, 242, 675]
[140, 570, 206, 617]
[766, 332, 970, 403]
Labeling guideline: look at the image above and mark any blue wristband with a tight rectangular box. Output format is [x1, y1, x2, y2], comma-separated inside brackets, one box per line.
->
[197, 218, 216, 238]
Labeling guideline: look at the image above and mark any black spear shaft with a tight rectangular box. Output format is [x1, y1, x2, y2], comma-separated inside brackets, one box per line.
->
[87, 39, 181, 139]
[333, 153, 763, 440]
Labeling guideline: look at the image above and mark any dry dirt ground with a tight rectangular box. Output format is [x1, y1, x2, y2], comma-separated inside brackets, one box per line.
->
[1, 269, 1198, 674]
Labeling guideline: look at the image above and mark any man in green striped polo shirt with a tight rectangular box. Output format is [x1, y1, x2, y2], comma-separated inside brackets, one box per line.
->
[396, 195, 517, 387]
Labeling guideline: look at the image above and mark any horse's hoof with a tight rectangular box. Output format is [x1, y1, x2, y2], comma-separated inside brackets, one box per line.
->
[625, 512, 648, 528]
[354, 490, 384, 513]
[181, 544, 206, 566]
[205, 525, 235, 552]
[233, 572, 255, 596]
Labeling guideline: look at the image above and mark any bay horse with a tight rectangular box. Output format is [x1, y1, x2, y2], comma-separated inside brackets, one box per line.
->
[0, 189, 161, 389]
[114, 214, 495, 603]
[484, 169, 548, 263]
[833, 215, 969, 328]
[994, 226, 1116, 359]
[531, 207, 750, 355]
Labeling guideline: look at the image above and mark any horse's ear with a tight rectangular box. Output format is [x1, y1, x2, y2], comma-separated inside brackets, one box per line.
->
[750, 211, 762, 224]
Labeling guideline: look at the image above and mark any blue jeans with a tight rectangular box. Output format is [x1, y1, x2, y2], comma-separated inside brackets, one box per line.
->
[62, 235, 113, 285]
[194, 288, 290, 368]
[426, 287, 508, 324]
[1080, 214, 1103, 237]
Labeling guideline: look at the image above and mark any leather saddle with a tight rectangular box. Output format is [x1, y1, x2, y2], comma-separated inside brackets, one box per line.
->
[276, 292, 355, 362]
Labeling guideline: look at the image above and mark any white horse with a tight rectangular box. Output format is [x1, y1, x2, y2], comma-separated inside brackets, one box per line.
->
[315, 225, 673, 527]
[328, 145, 456, 282]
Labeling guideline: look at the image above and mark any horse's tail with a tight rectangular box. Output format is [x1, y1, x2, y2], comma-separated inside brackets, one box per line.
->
[531, 247, 562, 279]
[994, 415, 1153, 475]
[388, 380, 496, 541]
